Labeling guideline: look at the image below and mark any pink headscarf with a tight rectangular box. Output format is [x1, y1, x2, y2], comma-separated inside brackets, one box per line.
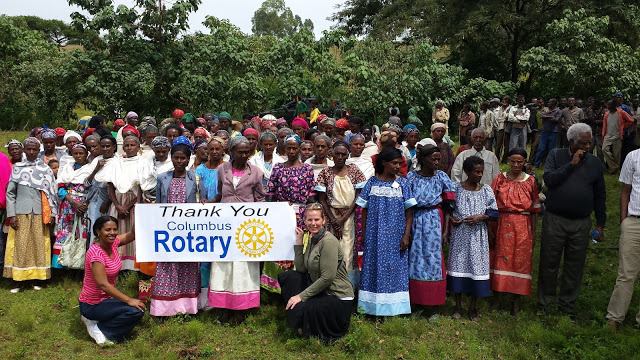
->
[291, 117, 309, 130]
[243, 128, 260, 137]
[194, 127, 210, 139]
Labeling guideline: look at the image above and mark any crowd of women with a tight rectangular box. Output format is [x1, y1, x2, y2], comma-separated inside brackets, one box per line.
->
[0, 107, 542, 345]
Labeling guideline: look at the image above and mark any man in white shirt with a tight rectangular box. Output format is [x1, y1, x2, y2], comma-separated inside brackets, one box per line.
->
[495, 96, 512, 162]
[606, 148, 640, 330]
[508, 95, 531, 151]
[479, 101, 496, 151]
[451, 128, 500, 186]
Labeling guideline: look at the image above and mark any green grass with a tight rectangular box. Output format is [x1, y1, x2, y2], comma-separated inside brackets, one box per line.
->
[0, 131, 638, 359]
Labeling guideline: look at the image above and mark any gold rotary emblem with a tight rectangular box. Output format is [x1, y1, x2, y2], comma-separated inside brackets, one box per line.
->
[235, 219, 274, 258]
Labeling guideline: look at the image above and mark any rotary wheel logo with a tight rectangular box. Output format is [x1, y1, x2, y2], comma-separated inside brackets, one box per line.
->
[235, 219, 274, 258]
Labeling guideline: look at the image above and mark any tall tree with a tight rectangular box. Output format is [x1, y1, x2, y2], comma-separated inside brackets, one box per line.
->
[9, 16, 81, 47]
[251, 0, 314, 37]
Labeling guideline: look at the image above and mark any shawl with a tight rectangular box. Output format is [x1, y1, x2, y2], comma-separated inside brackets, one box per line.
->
[139, 156, 174, 191]
[94, 155, 141, 194]
[249, 151, 286, 181]
[346, 156, 375, 180]
[57, 160, 97, 185]
[10, 158, 57, 215]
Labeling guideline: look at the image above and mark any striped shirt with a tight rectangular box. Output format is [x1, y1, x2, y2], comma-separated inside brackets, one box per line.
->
[79, 238, 122, 305]
[620, 149, 640, 216]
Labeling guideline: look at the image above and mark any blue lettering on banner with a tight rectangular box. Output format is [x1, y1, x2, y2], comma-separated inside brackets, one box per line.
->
[154, 230, 232, 258]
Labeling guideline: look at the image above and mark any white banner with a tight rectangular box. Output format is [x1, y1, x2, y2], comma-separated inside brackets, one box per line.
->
[134, 202, 297, 262]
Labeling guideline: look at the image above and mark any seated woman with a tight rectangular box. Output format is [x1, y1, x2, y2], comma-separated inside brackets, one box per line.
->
[278, 203, 354, 342]
[79, 216, 145, 345]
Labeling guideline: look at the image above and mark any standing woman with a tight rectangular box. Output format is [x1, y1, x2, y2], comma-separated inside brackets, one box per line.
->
[356, 149, 416, 316]
[316, 141, 366, 284]
[150, 137, 202, 317]
[4, 138, 57, 292]
[346, 134, 375, 180]
[263, 134, 316, 293]
[448, 156, 499, 320]
[208, 136, 265, 320]
[279, 203, 354, 342]
[490, 148, 540, 315]
[139, 136, 174, 204]
[79, 216, 144, 345]
[305, 135, 334, 180]
[6, 140, 25, 165]
[250, 131, 285, 187]
[97, 135, 142, 271]
[85, 137, 117, 243]
[52, 144, 92, 269]
[406, 144, 455, 310]
[195, 136, 225, 309]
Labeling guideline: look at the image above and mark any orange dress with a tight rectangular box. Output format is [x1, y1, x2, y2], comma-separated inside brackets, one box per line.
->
[490, 173, 540, 295]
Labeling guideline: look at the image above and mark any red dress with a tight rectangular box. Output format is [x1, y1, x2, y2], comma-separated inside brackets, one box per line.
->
[490, 173, 540, 295]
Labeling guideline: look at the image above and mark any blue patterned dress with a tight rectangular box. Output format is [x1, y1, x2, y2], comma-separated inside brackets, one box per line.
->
[447, 183, 498, 298]
[356, 176, 417, 316]
[407, 170, 455, 306]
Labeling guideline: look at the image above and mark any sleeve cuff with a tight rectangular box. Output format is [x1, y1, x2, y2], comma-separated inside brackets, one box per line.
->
[404, 198, 417, 209]
[355, 181, 367, 189]
[356, 197, 367, 208]
[485, 209, 499, 218]
[442, 191, 455, 201]
[313, 184, 327, 192]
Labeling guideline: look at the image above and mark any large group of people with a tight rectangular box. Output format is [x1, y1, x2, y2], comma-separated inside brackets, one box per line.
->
[0, 92, 638, 346]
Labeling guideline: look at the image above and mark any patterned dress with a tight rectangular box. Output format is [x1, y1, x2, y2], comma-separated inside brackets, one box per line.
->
[407, 170, 455, 306]
[52, 183, 89, 269]
[315, 165, 366, 284]
[447, 183, 498, 298]
[261, 163, 316, 293]
[490, 173, 540, 295]
[356, 176, 417, 316]
[150, 177, 200, 316]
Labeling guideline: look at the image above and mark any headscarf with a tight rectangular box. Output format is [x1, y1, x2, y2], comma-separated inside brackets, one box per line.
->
[243, 128, 259, 137]
[208, 136, 226, 146]
[285, 134, 302, 145]
[316, 114, 328, 123]
[121, 124, 140, 138]
[72, 143, 88, 152]
[151, 136, 171, 149]
[296, 101, 308, 115]
[275, 118, 287, 127]
[261, 114, 276, 130]
[182, 113, 196, 123]
[63, 130, 82, 144]
[250, 116, 262, 129]
[172, 135, 193, 150]
[291, 117, 309, 130]
[142, 116, 157, 127]
[172, 108, 185, 119]
[194, 127, 210, 139]
[417, 138, 438, 147]
[403, 124, 419, 134]
[336, 118, 349, 130]
[430, 122, 447, 132]
[6, 139, 23, 148]
[125, 111, 138, 120]
[194, 139, 208, 151]
[113, 119, 125, 130]
[321, 117, 336, 127]
[54, 127, 66, 137]
[218, 111, 231, 120]
[41, 129, 57, 140]
[24, 137, 41, 147]
[197, 117, 207, 127]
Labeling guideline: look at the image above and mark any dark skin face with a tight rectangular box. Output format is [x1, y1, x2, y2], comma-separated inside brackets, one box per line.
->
[97, 220, 119, 247]
[517, 96, 525, 106]
[314, 138, 329, 160]
[100, 139, 115, 159]
[472, 132, 486, 151]
[207, 141, 225, 163]
[292, 125, 306, 139]
[381, 131, 398, 147]
[332, 145, 349, 169]
[127, 115, 139, 127]
[569, 132, 593, 154]
[8, 145, 23, 162]
[349, 137, 365, 157]
[219, 119, 230, 130]
[171, 150, 189, 174]
[383, 158, 403, 177]
[508, 154, 526, 177]
[42, 138, 56, 154]
[277, 131, 290, 150]
[231, 143, 251, 167]
[245, 133, 258, 153]
[196, 146, 208, 162]
[465, 164, 484, 185]
[166, 128, 180, 145]
[215, 131, 229, 141]
[432, 128, 445, 141]
[285, 141, 301, 161]
[420, 151, 441, 173]
[362, 128, 372, 143]
[568, 97, 576, 108]
[24, 143, 39, 162]
[85, 138, 100, 157]
[209, 122, 220, 134]
[71, 147, 88, 165]
[65, 138, 79, 152]
[300, 142, 313, 161]
[322, 123, 335, 137]
[349, 123, 362, 134]
[122, 130, 136, 138]
[144, 130, 159, 146]
[123, 138, 140, 158]
[405, 132, 419, 148]
[260, 138, 276, 156]
[153, 147, 170, 162]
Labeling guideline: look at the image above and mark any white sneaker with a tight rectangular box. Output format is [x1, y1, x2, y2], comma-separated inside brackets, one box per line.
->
[9, 288, 20, 293]
[32, 285, 42, 291]
[81, 315, 108, 345]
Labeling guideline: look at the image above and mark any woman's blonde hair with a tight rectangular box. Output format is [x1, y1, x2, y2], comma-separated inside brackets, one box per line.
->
[304, 203, 325, 218]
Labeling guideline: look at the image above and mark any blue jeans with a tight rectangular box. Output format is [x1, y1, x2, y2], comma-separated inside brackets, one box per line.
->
[534, 131, 558, 167]
[509, 127, 527, 151]
[80, 298, 143, 342]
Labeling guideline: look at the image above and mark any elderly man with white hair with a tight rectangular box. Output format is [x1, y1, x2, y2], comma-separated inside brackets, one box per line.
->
[538, 123, 606, 318]
[451, 128, 500, 186]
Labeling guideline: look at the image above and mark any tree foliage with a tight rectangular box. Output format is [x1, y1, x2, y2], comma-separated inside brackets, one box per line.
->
[251, 0, 314, 37]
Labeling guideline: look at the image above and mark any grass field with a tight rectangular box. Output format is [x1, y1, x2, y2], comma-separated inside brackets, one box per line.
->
[0, 131, 639, 359]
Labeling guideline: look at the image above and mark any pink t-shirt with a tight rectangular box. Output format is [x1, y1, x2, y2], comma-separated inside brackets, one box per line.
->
[79, 238, 122, 305]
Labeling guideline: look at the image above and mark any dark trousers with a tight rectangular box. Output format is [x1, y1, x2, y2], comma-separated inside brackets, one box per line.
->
[538, 212, 591, 314]
[80, 298, 144, 342]
[534, 131, 558, 167]
[495, 129, 506, 162]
